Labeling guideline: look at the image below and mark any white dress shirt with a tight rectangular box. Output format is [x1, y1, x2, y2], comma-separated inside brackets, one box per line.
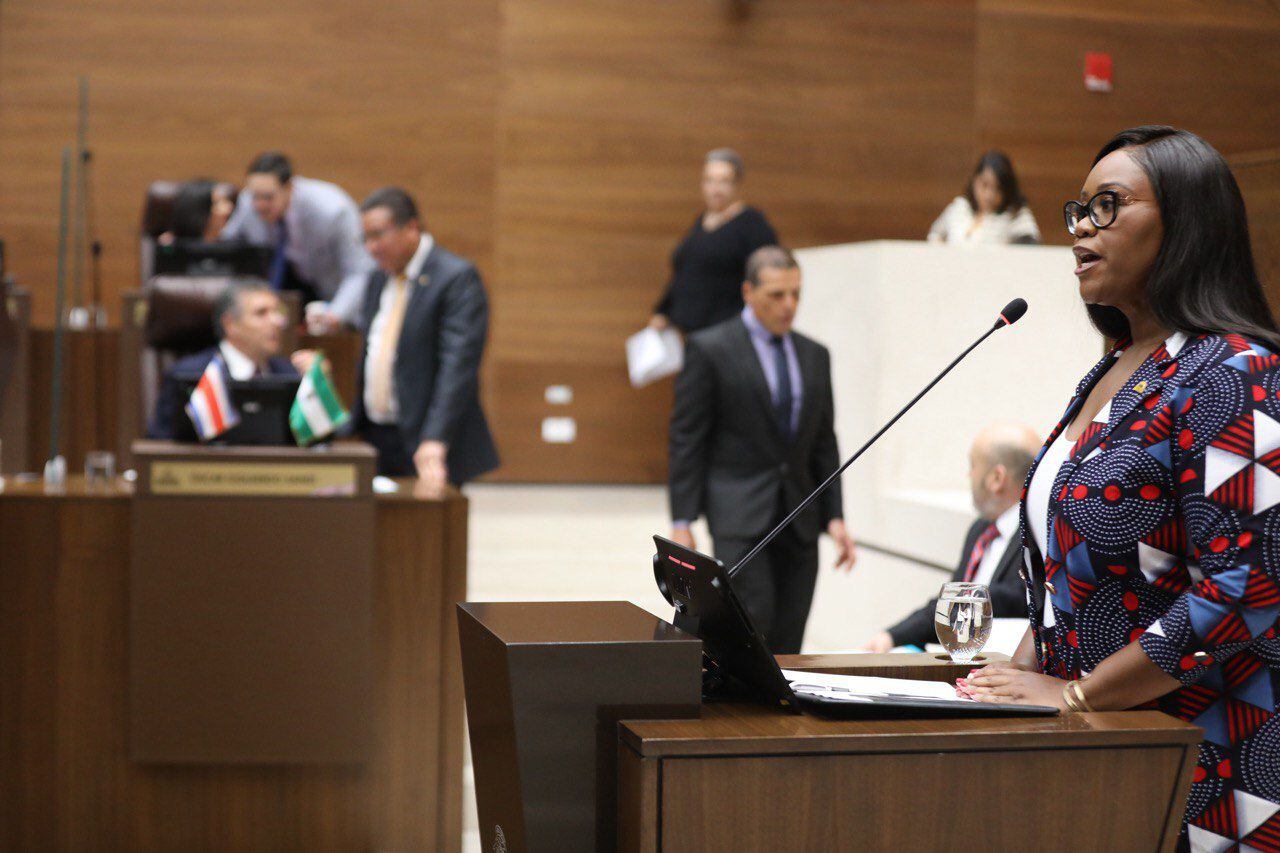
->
[973, 503, 1020, 587]
[218, 340, 260, 381]
[363, 234, 434, 424]
[927, 196, 1041, 245]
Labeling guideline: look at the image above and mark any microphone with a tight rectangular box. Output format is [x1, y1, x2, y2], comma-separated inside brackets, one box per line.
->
[725, 298, 1028, 579]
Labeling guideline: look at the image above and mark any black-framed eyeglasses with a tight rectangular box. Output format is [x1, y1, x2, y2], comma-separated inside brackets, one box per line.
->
[1063, 190, 1138, 237]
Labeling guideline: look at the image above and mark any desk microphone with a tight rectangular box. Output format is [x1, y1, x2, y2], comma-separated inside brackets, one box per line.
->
[725, 298, 1028, 579]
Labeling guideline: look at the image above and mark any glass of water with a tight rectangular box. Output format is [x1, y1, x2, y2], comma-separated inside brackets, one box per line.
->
[935, 582, 993, 663]
[84, 450, 116, 489]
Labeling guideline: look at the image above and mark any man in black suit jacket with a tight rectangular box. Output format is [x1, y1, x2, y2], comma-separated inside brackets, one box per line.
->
[668, 245, 856, 654]
[352, 187, 499, 487]
[860, 422, 1041, 652]
[148, 281, 299, 441]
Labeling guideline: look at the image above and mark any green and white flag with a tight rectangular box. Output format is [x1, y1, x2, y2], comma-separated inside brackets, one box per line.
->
[289, 353, 349, 446]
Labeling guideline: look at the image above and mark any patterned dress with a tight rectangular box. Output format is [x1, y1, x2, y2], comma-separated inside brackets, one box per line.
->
[1021, 331, 1280, 851]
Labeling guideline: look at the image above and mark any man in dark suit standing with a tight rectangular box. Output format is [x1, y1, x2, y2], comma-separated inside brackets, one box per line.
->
[352, 187, 499, 489]
[668, 245, 856, 654]
[147, 281, 299, 441]
[859, 422, 1041, 652]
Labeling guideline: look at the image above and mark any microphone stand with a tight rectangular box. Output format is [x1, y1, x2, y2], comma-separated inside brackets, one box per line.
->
[727, 314, 1017, 580]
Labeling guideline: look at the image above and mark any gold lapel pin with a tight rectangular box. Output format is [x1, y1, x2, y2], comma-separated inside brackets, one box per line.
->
[1134, 380, 1148, 393]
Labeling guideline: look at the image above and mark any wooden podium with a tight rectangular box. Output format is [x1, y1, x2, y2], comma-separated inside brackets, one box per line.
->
[130, 441, 377, 763]
[458, 603, 1202, 853]
[0, 442, 470, 850]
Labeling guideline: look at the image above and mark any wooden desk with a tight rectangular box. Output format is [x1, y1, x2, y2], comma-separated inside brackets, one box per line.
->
[618, 659, 1201, 853]
[0, 474, 467, 851]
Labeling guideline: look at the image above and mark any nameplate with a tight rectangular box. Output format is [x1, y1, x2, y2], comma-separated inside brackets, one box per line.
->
[148, 461, 359, 497]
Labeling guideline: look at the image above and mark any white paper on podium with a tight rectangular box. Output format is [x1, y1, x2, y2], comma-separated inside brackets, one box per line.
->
[781, 668, 975, 703]
[625, 327, 684, 388]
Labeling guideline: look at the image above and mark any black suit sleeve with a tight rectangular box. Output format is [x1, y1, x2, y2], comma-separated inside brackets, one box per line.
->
[419, 266, 489, 446]
[668, 336, 717, 522]
[887, 521, 982, 648]
[811, 347, 843, 526]
[146, 371, 184, 440]
[988, 540, 1030, 619]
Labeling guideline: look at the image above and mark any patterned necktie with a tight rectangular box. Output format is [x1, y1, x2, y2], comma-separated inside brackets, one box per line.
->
[368, 275, 410, 419]
[963, 522, 1001, 582]
[770, 335, 793, 441]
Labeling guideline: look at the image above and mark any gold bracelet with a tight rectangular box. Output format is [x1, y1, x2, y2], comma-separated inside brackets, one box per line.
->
[1062, 682, 1081, 713]
[1069, 679, 1096, 713]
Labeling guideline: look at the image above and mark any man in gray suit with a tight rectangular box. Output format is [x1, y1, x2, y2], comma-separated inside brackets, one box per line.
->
[352, 187, 499, 490]
[668, 245, 856, 654]
[221, 151, 374, 328]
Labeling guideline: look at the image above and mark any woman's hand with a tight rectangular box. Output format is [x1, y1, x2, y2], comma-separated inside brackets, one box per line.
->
[961, 664, 1069, 711]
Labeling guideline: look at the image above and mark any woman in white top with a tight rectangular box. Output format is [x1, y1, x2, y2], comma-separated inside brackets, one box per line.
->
[927, 150, 1040, 245]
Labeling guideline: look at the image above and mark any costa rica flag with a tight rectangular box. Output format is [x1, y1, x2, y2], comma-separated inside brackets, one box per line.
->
[184, 355, 241, 441]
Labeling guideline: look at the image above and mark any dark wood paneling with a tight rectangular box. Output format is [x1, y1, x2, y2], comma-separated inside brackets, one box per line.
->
[974, 0, 1280, 249]
[3, 0, 1277, 482]
[27, 328, 118, 473]
[0, 0, 499, 322]
[0, 479, 467, 850]
[489, 0, 976, 481]
[1236, 155, 1280, 310]
[0, 287, 31, 473]
[659, 746, 1187, 851]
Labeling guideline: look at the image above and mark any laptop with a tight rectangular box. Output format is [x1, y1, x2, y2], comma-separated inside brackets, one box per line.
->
[652, 535, 1058, 719]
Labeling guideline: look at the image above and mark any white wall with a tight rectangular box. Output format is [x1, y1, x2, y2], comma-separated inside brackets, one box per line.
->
[794, 240, 1103, 568]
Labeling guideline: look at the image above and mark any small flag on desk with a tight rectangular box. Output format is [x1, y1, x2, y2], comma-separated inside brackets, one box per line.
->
[185, 354, 240, 441]
[290, 353, 349, 446]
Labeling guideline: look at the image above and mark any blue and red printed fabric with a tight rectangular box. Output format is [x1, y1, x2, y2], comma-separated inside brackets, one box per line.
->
[1022, 331, 1280, 851]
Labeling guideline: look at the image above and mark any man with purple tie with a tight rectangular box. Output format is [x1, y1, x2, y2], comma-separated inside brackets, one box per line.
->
[860, 422, 1041, 652]
[221, 151, 373, 329]
[667, 245, 856, 654]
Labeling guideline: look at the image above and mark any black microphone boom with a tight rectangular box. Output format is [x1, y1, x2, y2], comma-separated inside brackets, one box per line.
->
[726, 298, 1028, 579]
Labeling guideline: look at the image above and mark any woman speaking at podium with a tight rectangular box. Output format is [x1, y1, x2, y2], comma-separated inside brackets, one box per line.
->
[967, 126, 1280, 845]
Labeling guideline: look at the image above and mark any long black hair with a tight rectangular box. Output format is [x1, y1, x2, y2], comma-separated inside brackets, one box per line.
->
[1085, 126, 1279, 349]
[170, 180, 215, 240]
[964, 150, 1027, 215]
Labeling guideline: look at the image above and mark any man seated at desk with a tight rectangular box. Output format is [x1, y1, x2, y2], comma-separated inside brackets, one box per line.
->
[147, 281, 300, 441]
[859, 422, 1040, 652]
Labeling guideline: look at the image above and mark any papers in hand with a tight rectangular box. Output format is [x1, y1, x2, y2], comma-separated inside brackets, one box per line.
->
[626, 326, 684, 388]
[781, 669, 975, 704]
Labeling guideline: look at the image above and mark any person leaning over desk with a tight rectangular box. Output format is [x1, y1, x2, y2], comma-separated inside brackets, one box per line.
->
[927, 150, 1040, 246]
[649, 148, 778, 335]
[860, 422, 1041, 653]
[963, 126, 1280, 846]
[220, 151, 374, 330]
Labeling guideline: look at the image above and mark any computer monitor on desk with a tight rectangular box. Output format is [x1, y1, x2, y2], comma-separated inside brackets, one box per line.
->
[171, 375, 300, 446]
[153, 240, 273, 278]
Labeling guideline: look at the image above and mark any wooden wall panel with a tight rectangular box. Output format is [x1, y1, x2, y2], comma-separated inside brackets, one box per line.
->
[488, 0, 976, 480]
[2, 0, 1277, 481]
[0, 0, 500, 320]
[974, 0, 1280, 248]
